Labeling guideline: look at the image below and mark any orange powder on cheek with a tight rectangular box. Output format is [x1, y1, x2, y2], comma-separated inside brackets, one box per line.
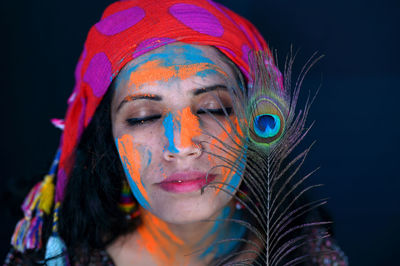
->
[209, 118, 244, 195]
[116, 134, 151, 207]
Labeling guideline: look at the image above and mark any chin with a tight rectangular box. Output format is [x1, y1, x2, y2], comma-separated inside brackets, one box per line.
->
[148, 186, 232, 225]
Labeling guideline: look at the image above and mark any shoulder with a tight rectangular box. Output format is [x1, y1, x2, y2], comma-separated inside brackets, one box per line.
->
[303, 227, 348, 265]
[4, 247, 115, 266]
[4, 248, 43, 266]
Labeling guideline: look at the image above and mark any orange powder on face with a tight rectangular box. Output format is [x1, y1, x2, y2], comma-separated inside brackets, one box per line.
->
[214, 121, 233, 187]
[116, 134, 150, 207]
[209, 117, 244, 195]
[137, 211, 186, 265]
[128, 60, 227, 88]
[116, 136, 185, 264]
[176, 107, 201, 148]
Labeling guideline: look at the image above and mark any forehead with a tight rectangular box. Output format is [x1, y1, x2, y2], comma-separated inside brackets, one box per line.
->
[132, 42, 218, 66]
[113, 42, 236, 92]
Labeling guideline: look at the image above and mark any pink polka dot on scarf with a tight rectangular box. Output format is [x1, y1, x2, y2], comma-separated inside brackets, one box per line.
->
[169, 3, 224, 37]
[95, 6, 145, 36]
[83, 52, 112, 97]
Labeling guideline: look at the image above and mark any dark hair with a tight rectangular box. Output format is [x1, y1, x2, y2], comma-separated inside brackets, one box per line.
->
[58, 86, 140, 262]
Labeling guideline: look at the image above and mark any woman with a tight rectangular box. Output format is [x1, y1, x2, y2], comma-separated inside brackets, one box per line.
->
[6, 0, 347, 265]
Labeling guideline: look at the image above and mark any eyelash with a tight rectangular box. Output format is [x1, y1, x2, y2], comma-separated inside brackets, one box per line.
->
[197, 107, 233, 116]
[126, 114, 162, 126]
[125, 107, 233, 127]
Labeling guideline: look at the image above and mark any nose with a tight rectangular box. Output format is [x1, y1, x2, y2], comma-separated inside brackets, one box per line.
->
[162, 109, 203, 161]
[163, 142, 203, 161]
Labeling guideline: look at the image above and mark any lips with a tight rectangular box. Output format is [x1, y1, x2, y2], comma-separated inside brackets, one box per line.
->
[158, 171, 216, 193]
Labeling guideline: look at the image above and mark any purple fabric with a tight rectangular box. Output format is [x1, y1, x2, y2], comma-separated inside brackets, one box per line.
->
[238, 23, 262, 50]
[133, 37, 176, 58]
[216, 45, 235, 58]
[241, 44, 251, 65]
[69, 48, 87, 104]
[56, 168, 67, 202]
[77, 98, 86, 138]
[83, 52, 112, 97]
[169, 3, 224, 37]
[95, 6, 146, 36]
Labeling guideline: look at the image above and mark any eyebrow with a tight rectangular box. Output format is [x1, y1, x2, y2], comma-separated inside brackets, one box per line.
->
[117, 94, 162, 112]
[193, 85, 228, 96]
[116, 85, 229, 113]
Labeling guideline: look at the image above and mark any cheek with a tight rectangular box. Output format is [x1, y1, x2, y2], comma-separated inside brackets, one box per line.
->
[115, 134, 152, 210]
[208, 118, 246, 194]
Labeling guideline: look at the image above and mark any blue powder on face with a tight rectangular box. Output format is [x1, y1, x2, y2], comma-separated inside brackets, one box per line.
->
[145, 44, 219, 80]
[200, 206, 247, 259]
[226, 144, 247, 194]
[146, 149, 152, 167]
[115, 138, 151, 211]
[162, 112, 179, 153]
[147, 44, 215, 66]
[115, 44, 223, 91]
[125, 168, 151, 211]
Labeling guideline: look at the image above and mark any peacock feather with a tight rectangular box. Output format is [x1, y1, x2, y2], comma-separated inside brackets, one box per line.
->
[198, 49, 329, 265]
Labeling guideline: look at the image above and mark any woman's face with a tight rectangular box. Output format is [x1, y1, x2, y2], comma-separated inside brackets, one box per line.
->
[111, 43, 245, 224]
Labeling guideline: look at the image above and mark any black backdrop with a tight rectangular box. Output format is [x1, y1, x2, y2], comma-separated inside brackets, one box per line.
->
[1, 0, 399, 264]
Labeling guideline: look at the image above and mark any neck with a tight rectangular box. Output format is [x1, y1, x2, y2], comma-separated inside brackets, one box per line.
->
[136, 201, 241, 265]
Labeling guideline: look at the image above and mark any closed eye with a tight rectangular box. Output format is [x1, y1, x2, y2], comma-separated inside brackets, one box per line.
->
[197, 107, 233, 116]
[126, 114, 162, 126]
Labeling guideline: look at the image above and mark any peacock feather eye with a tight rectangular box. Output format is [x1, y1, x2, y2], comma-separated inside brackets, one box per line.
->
[249, 98, 285, 145]
[254, 114, 281, 138]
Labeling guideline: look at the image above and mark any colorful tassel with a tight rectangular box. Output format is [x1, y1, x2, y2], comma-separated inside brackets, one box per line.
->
[11, 181, 43, 252]
[45, 235, 68, 266]
[21, 182, 42, 217]
[10, 151, 60, 252]
[38, 175, 55, 215]
[45, 202, 68, 265]
[25, 212, 44, 250]
[11, 218, 30, 252]
[11, 175, 54, 252]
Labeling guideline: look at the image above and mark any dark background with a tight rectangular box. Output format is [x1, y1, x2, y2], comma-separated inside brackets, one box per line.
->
[1, 0, 399, 264]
